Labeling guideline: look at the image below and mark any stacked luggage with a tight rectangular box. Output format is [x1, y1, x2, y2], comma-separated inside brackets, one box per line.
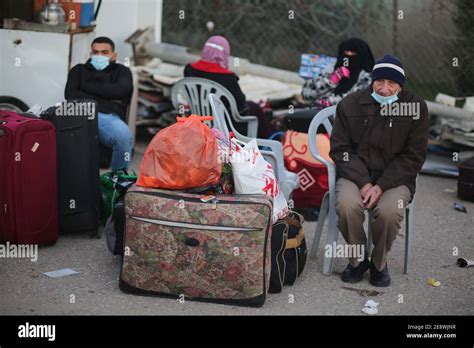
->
[0, 100, 103, 244]
[116, 115, 307, 307]
[1, 106, 307, 307]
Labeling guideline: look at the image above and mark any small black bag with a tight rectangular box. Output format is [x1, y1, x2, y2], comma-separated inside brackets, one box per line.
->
[105, 198, 126, 255]
[269, 218, 287, 293]
[283, 212, 307, 286]
[105, 171, 137, 255]
[103, 171, 135, 256]
[283, 104, 326, 133]
[269, 211, 307, 293]
[458, 158, 474, 202]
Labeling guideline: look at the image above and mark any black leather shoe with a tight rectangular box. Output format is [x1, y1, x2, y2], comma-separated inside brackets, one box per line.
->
[369, 262, 391, 287]
[341, 259, 370, 283]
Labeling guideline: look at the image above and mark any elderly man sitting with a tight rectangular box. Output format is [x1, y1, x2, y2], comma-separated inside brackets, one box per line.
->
[329, 54, 429, 287]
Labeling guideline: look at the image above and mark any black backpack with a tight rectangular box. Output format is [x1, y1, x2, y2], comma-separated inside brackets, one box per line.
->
[269, 211, 307, 293]
[104, 197, 126, 255]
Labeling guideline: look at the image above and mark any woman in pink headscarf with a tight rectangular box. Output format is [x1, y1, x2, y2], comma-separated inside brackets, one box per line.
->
[184, 35, 275, 138]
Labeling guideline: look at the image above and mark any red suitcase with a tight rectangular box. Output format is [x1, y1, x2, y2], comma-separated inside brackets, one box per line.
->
[0, 111, 58, 245]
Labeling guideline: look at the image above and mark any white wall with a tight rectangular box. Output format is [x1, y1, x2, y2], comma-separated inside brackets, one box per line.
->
[94, 0, 162, 62]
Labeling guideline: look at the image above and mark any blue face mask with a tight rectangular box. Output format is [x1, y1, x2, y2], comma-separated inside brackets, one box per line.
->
[90, 55, 110, 71]
[371, 90, 399, 105]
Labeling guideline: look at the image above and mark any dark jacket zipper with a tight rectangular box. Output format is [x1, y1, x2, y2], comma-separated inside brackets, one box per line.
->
[389, 118, 394, 160]
[366, 115, 372, 173]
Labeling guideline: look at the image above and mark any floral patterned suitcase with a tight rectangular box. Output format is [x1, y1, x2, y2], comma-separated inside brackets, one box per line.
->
[119, 185, 273, 307]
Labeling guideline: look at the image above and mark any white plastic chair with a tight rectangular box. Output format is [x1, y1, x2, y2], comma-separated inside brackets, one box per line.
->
[209, 93, 299, 201]
[171, 77, 258, 138]
[307, 106, 415, 275]
[306, 106, 338, 275]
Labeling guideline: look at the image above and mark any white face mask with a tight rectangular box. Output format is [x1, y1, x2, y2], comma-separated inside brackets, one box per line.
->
[90, 55, 110, 71]
[371, 89, 399, 105]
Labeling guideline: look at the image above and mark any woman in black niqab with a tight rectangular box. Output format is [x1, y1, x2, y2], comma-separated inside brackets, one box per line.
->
[333, 38, 375, 95]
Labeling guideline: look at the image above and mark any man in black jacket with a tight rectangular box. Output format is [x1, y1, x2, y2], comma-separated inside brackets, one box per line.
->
[329, 54, 429, 287]
[65, 36, 133, 171]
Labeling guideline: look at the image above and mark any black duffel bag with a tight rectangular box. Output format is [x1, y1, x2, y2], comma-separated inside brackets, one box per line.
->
[458, 157, 474, 202]
[104, 197, 126, 255]
[283, 104, 326, 133]
[269, 211, 307, 293]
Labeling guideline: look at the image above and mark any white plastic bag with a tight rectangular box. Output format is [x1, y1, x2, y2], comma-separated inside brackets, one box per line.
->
[230, 138, 288, 223]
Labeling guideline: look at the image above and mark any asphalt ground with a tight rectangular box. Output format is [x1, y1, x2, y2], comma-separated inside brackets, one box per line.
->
[1, 140, 473, 315]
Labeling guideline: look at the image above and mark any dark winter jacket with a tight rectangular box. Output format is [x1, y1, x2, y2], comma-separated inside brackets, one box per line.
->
[329, 87, 429, 196]
[184, 60, 248, 114]
[65, 59, 133, 121]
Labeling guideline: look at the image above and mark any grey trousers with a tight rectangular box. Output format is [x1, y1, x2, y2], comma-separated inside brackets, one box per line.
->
[335, 178, 411, 271]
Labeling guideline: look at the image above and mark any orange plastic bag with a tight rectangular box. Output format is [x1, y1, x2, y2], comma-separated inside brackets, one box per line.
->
[137, 115, 222, 189]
